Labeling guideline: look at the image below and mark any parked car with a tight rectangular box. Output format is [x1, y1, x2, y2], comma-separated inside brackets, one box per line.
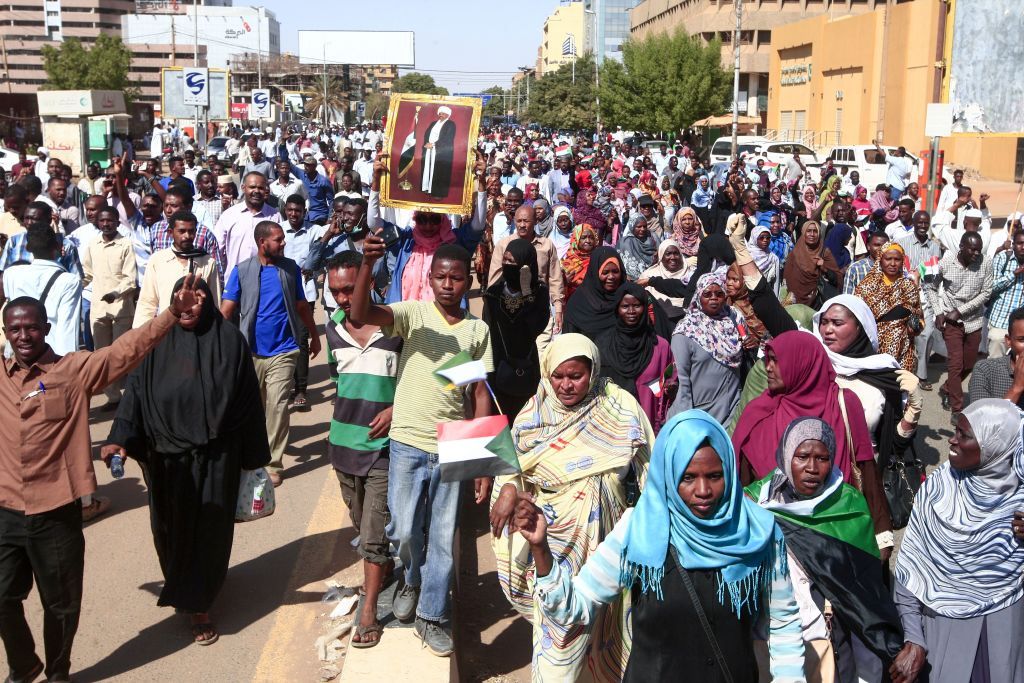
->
[759, 141, 819, 172]
[206, 136, 229, 160]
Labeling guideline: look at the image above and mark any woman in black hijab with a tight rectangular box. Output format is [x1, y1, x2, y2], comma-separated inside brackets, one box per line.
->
[483, 238, 550, 418]
[562, 246, 625, 341]
[104, 277, 270, 645]
[594, 283, 676, 432]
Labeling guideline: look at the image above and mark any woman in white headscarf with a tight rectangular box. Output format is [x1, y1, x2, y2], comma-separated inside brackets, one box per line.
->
[748, 225, 781, 296]
[638, 239, 691, 322]
[892, 399, 1024, 683]
[547, 205, 575, 259]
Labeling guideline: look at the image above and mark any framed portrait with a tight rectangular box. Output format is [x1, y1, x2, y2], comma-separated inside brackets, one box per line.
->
[380, 94, 482, 215]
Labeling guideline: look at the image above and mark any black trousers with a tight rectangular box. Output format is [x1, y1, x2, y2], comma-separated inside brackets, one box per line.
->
[293, 325, 311, 393]
[0, 502, 84, 682]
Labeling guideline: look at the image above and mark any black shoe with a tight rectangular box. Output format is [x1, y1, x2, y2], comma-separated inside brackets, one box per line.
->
[5, 659, 43, 683]
[940, 389, 951, 411]
[951, 412, 962, 427]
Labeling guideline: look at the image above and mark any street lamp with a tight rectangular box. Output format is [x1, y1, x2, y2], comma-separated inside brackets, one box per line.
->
[583, 8, 600, 135]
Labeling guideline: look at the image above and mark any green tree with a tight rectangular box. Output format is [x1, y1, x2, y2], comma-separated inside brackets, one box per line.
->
[391, 72, 449, 96]
[481, 85, 509, 120]
[599, 29, 731, 132]
[41, 35, 139, 101]
[305, 76, 348, 126]
[524, 56, 597, 130]
[364, 91, 389, 121]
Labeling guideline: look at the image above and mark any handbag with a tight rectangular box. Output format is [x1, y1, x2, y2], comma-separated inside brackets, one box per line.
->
[837, 388, 864, 491]
[672, 548, 735, 683]
[880, 441, 925, 530]
[813, 270, 840, 310]
[235, 468, 276, 522]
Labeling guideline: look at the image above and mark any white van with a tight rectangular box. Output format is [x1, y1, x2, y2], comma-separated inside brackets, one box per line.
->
[709, 136, 769, 165]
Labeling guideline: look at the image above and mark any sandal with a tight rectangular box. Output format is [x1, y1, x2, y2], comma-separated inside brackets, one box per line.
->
[190, 617, 219, 646]
[351, 622, 383, 649]
[81, 496, 111, 523]
[292, 392, 310, 412]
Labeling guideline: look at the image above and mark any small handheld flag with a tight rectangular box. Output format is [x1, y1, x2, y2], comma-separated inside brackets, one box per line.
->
[435, 350, 488, 390]
[438, 415, 520, 482]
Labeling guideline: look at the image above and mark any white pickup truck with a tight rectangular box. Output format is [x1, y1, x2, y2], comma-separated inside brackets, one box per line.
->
[809, 145, 951, 189]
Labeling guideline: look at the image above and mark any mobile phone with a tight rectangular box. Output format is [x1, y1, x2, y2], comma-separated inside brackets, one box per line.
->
[376, 223, 401, 249]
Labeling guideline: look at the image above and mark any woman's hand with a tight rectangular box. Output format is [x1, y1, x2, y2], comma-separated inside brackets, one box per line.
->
[170, 274, 205, 318]
[1013, 512, 1024, 541]
[889, 642, 926, 683]
[489, 483, 518, 537]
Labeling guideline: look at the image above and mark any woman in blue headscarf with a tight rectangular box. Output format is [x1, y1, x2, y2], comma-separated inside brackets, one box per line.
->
[508, 410, 806, 682]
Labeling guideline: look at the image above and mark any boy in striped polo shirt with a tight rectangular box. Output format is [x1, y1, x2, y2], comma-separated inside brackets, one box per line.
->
[325, 251, 402, 648]
[350, 238, 493, 657]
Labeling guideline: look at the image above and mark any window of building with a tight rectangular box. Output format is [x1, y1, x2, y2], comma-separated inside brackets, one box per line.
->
[757, 30, 770, 46]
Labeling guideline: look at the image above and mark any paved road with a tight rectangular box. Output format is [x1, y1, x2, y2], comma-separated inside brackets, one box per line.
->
[2, 333, 352, 682]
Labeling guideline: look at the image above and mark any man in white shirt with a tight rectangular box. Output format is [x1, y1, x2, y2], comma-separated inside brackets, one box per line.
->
[936, 169, 964, 214]
[873, 141, 913, 200]
[150, 123, 165, 162]
[885, 198, 917, 242]
[352, 150, 374, 196]
[3, 225, 81, 355]
[182, 150, 202, 184]
[269, 159, 307, 208]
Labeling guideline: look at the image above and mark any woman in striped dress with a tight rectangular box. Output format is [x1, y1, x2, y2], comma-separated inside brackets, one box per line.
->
[489, 333, 653, 682]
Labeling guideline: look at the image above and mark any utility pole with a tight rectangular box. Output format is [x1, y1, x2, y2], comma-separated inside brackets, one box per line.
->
[193, 0, 200, 147]
[256, 10, 262, 89]
[731, 0, 742, 160]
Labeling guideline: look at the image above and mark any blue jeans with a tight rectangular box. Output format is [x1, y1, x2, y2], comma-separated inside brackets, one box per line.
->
[80, 298, 93, 351]
[387, 440, 460, 622]
[889, 185, 904, 201]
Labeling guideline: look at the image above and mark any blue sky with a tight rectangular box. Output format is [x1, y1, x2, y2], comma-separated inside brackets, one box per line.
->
[256, 0, 557, 93]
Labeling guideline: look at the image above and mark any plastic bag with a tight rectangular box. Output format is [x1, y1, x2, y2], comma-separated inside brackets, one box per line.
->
[235, 467, 276, 522]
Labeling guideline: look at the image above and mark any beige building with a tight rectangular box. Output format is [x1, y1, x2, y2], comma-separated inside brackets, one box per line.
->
[629, 0, 894, 119]
[767, 1, 1019, 182]
[539, 1, 587, 76]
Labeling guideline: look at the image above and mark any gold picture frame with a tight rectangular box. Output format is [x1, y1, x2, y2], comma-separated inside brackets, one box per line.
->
[380, 93, 482, 216]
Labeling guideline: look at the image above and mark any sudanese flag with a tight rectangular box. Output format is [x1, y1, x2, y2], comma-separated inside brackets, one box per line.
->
[745, 475, 905, 664]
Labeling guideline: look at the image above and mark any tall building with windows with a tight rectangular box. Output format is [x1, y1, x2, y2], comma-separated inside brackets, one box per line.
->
[586, 0, 644, 64]
[629, 0, 896, 119]
[540, 1, 587, 75]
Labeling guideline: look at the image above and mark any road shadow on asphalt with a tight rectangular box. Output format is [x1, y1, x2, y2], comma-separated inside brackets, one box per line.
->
[74, 527, 356, 682]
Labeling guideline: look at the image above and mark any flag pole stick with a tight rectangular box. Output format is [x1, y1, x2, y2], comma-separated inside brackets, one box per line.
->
[483, 379, 505, 416]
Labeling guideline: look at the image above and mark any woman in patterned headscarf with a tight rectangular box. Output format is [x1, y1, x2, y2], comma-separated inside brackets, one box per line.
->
[488, 334, 653, 683]
[668, 272, 744, 424]
[854, 242, 922, 372]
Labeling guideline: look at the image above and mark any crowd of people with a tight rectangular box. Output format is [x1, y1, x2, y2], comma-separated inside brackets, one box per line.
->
[1, 119, 1023, 682]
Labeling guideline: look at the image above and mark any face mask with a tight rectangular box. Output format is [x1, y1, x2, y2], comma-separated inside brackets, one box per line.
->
[502, 264, 524, 291]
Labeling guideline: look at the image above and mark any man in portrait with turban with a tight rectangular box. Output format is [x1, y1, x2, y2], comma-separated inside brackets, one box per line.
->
[421, 105, 457, 198]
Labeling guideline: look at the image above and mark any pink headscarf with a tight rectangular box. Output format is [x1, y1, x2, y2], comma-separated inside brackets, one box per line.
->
[401, 212, 456, 301]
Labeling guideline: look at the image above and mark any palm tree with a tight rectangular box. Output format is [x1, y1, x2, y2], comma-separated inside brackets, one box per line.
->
[304, 76, 348, 126]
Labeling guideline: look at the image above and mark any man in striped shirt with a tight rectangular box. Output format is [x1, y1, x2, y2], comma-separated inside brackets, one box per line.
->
[325, 250, 401, 649]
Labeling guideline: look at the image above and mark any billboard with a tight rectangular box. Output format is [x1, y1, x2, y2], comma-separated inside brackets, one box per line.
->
[160, 68, 230, 120]
[945, 0, 1024, 135]
[297, 30, 414, 67]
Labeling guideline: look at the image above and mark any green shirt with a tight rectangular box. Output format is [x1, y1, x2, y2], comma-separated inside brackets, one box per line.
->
[387, 301, 493, 453]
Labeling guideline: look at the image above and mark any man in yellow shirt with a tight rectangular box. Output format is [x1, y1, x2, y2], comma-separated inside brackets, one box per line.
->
[81, 206, 137, 406]
[133, 211, 220, 328]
